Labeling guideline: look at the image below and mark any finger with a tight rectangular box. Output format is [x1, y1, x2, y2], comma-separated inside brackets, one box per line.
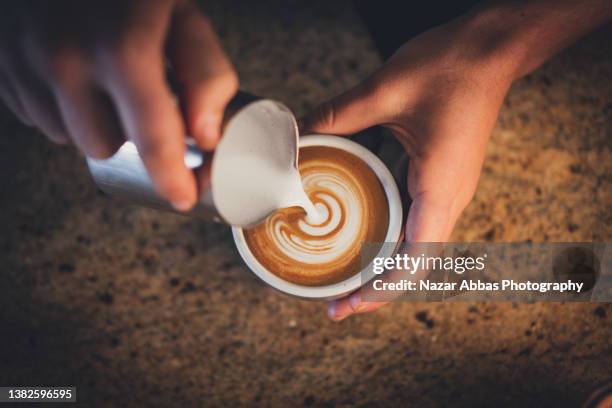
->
[327, 194, 455, 322]
[328, 142, 479, 321]
[0, 50, 69, 144]
[16, 75, 70, 144]
[327, 293, 387, 321]
[55, 85, 125, 159]
[104, 59, 196, 210]
[170, 1, 238, 150]
[0, 70, 32, 125]
[97, 1, 197, 211]
[300, 79, 390, 136]
[196, 158, 212, 193]
[327, 255, 425, 322]
[31, 47, 125, 158]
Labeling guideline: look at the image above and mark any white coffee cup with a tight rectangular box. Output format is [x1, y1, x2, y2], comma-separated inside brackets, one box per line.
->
[232, 135, 403, 300]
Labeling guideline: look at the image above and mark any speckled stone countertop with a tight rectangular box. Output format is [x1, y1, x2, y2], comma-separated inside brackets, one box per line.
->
[0, 0, 610, 406]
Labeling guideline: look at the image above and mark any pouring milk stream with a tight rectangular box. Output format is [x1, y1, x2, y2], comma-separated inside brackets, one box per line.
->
[86, 98, 322, 226]
[211, 99, 322, 226]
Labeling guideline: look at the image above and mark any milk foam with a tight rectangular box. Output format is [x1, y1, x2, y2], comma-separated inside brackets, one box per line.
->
[256, 163, 364, 265]
[262, 167, 364, 264]
[277, 169, 324, 225]
[243, 144, 391, 287]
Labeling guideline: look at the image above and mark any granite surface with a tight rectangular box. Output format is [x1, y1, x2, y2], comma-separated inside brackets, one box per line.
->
[0, 0, 610, 406]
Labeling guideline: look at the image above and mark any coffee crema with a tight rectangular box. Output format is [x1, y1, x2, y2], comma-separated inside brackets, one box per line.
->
[244, 145, 389, 286]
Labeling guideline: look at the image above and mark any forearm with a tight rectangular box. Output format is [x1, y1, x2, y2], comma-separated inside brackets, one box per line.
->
[459, 0, 612, 80]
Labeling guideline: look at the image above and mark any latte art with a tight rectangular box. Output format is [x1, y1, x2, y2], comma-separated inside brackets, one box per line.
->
[244, 146, 389, 286]
[269, 168, 362, 263]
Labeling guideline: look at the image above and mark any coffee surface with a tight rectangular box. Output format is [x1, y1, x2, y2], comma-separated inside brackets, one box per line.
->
[244, 145, 389, 286]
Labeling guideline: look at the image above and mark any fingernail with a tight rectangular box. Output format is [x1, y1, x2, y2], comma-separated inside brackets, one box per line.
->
[172, 199, 194, 212]
[199, 116, 220, 150]
[327, 302, 337, 320]
[349, 293, 363, 312]
[327, 301, 344, 321]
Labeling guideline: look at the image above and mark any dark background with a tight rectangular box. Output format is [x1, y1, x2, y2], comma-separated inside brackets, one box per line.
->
[0, 0, 610, 406]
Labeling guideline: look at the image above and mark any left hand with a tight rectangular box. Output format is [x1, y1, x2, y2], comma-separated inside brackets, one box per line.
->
[301, 13, 515, 321]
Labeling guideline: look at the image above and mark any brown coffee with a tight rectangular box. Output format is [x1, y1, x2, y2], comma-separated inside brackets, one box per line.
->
[244, 145, 389, 286]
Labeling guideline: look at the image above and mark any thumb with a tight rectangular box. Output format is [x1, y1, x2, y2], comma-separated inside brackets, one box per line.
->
[171, 1, 238, 151]
[301, 80, 388, 135]
[327, 193, 456, 322]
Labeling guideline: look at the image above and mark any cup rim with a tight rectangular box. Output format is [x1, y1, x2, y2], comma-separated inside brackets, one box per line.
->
[232, 134, 403, 300]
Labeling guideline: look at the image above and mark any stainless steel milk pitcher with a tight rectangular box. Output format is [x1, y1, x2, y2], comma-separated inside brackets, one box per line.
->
[86, 91, 295, 224]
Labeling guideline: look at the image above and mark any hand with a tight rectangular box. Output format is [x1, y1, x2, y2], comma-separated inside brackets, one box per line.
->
[304, 0, 612, 321]
[302, 12, 518, 321]
[0, 0, 238, 211]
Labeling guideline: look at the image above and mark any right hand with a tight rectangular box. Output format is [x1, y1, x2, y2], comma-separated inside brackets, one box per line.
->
[0, 0, 238, 211]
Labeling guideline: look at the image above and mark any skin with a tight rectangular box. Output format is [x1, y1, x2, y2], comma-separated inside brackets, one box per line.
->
[301, 0, 612, 321]
[0, 0, 238, 211]
[0, 1, 610, 320]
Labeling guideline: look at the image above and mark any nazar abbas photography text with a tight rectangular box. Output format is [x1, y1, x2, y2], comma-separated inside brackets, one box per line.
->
[370, 254, 585, 293]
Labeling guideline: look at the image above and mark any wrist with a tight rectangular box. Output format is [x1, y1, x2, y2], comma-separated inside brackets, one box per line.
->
[457, 0, 612, 81]
[451, 5, 534, 84]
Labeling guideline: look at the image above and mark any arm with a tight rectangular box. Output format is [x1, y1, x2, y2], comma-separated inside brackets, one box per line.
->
[302, 0, 612, 320]
[458, 0, 612, 79]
